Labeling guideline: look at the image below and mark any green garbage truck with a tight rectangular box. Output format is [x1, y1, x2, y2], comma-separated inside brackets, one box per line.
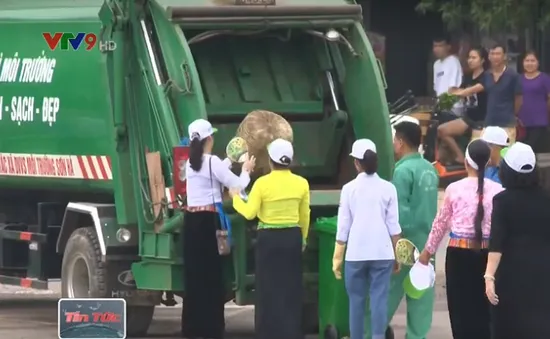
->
[0, 0, 393, 335]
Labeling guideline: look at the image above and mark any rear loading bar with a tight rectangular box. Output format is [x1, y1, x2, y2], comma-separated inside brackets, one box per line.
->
[168, 5, 362, 25]
[0, 202, 62, 290]
[0, 275, 48, 289]
[0, 230, 49, 289]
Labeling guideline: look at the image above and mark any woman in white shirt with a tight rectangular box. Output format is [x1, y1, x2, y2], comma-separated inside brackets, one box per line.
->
[181, 119, 255, 339]
[332, 139, 402, 339]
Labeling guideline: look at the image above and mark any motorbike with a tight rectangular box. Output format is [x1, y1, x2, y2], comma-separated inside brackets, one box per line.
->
[424, 103, 472, 185]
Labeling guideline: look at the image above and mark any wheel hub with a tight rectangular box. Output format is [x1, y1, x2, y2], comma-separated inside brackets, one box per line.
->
[66, 254, 91, 298]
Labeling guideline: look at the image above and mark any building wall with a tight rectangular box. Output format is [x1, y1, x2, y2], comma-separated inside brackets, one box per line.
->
[359, 0, 445, 102]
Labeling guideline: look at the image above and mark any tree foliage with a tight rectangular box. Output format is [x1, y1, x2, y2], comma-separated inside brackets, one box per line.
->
[416, 0, 550, 33]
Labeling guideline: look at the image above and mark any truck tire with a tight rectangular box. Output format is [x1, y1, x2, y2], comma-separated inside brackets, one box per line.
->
[61, 227, 154, 336]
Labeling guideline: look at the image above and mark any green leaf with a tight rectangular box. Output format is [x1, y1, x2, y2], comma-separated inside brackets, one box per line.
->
[415, 0, 437, 14]
[417, 0, 550, 33]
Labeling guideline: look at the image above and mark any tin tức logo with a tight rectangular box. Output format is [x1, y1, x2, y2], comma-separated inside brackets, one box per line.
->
[58, 298, 126, 338]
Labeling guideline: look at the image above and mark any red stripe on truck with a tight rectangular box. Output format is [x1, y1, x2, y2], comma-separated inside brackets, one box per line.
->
[86, 156, 99, 179]
[19, 232, 31, 241]
[77, 156, 89, 179]
[96, 157, 109, 180]
[0, 153, 113, 180]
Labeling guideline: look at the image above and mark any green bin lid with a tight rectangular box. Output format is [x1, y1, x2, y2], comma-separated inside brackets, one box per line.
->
[314, 216, 338, 234]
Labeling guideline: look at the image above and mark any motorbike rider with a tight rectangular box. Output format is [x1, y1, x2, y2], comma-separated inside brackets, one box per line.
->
[438, 47, 489, 164]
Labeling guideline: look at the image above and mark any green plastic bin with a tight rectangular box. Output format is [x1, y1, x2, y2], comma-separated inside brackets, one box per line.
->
[316, 217, 350, 339]
[316, 217, 395, 339]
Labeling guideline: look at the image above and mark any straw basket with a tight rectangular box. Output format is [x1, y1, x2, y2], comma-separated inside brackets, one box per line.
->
[236, 110, 293, 174]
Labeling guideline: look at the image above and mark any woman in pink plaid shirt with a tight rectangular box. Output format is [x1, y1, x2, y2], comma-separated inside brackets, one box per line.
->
[418, 139, 503, 339]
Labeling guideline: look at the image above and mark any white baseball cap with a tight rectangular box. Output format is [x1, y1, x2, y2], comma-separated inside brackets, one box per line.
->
[503, 142, 536, 173]
[350, 139, 377, 159]
[481, 126, 509, 146]
[268, 139, 293, 165]
[188, 119, 217, 141]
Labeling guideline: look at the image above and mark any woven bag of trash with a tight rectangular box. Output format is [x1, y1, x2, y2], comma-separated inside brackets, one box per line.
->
[236, 110, 293, 174]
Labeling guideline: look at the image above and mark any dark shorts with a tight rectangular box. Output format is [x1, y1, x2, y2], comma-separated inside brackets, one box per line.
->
[462, 117, 484, 130]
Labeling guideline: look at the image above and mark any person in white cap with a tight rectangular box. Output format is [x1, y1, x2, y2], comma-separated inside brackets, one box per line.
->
[419, 139, 503, 338]
[230, 138, 309, 339]
[484, 142, 550, 338]
[332, 139, 402, 339]
[182, 118, 256, 339]
[480, 126, 509, 184]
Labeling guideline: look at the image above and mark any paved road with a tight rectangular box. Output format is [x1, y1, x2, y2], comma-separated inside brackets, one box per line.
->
[0, 193, 451, 338]
[0, 294, 451, 339]
[0, 260, 451, 339]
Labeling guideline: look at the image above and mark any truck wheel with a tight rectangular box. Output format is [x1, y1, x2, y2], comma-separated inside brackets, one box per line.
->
[61, 227, 106, 299]
[61, 227, 154, 337]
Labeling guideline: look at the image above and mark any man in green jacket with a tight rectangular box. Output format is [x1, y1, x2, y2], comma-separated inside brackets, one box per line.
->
[389, 121, 439, 338]
[366, 121, 439, 339]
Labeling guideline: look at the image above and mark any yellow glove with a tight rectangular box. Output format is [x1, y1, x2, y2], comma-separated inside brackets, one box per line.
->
[332, 242, 346, 280]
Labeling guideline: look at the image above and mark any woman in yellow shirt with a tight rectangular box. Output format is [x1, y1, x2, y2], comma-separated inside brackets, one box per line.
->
[230, 138, 310, 339]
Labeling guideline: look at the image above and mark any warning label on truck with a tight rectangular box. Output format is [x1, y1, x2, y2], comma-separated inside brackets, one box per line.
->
[0, 153, 112, 180]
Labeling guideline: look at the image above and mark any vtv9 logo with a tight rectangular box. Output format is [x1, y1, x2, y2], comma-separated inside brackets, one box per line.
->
[42, 32, 117, 51]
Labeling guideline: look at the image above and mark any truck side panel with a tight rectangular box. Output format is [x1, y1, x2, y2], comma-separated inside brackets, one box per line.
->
[0, 21, 114, 192]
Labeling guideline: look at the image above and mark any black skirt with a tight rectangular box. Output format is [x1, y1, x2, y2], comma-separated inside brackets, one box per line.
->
[491, 243, 550, 339]
[181, 211, 225, 339]
[255, 227, 303, 339]
[522, 126, 549, 153]
[445, 247, 491, 339]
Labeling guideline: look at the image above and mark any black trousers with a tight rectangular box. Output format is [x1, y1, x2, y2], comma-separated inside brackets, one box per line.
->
[522, 126, 549, 153]
[445, 247, 491, 339]
[181, 211, 225, 338]
[255, 227, 303, 339]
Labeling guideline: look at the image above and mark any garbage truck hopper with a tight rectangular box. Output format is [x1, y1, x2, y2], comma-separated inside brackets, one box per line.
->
[165, 0, 393, 185]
